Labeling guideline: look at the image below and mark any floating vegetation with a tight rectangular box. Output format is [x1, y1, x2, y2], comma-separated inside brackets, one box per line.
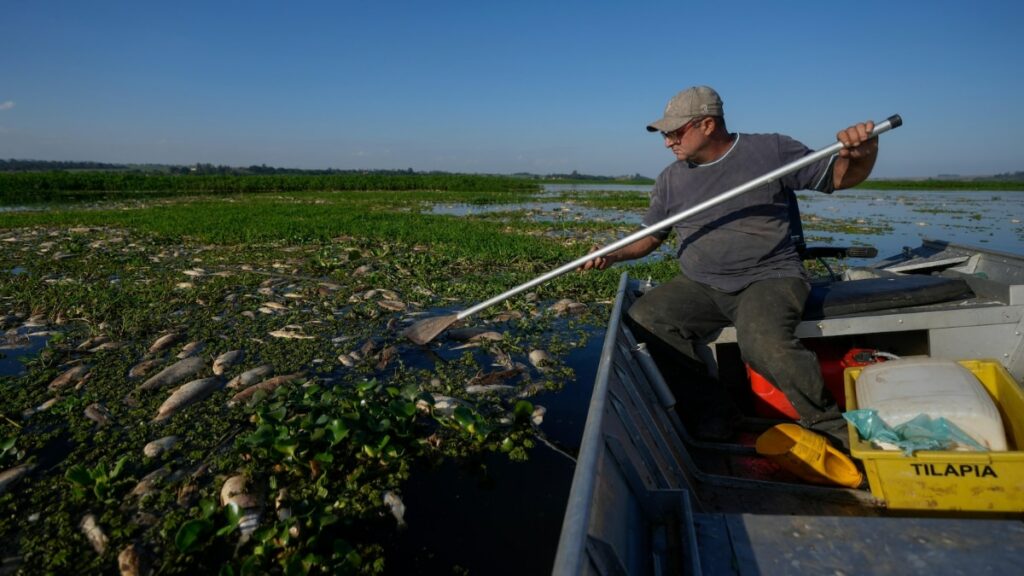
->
[0, 186, 624, 574]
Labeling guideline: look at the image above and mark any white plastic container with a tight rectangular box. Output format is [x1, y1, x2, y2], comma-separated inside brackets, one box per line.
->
[854, 358, 1007, 450]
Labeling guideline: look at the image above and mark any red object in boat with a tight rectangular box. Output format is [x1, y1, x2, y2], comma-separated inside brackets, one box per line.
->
[747, 346, 884, 420]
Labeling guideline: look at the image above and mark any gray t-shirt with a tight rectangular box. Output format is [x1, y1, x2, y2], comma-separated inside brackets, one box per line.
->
[643, 132, 836, 292]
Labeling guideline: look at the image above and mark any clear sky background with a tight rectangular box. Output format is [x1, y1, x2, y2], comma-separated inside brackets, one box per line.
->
[3, 1, 1022, 179]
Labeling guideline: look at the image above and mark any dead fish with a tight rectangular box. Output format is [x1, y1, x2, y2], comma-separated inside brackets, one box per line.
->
[220, 474, 249, 506]
[84, 403, 111, 427]
[175, 282, 194, 290]
[80, 513, 108, 554]
[176, 341, 204, 359]
[129, 468, 169, 498]
[465, 384, 517, 395]
[467, 366, 524, 387]
[268, 328, 314, 340]
[143, 436, 178, 458]
[139, 356, 205, 391]
[337, 353, 356, 368]
[377, 299, 406, 312]
[261, 301, 288, 311]
[220, 475, 261, 541]
[118, 543, 151, 576]
[423, 394, 461, 417]
[212, 350, 244, 376]
[376, 345, 399, 370]
[182, 268, 205, 277]
[531, 405, 547, 427]
[22, 397, 59, 419]
[0, 463, 34, 495]
[549, 298, 587, 315]
[77, 335, 110, 351]
[153, 377, 223, 422]
[528, 350, 554, 371]
[446, 327, 496, 341]
[490, 310, 523, 322]
[128, 358, 163, 379]
[227, 372, 305, 407]
[226, 364, 274, 389]
[48, 364, 90, 392]
[147, 332, 183, 355]
[382, 490, 407, 529]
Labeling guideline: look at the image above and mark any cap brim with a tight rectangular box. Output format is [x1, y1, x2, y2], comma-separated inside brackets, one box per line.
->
[646, 116, 688, 133]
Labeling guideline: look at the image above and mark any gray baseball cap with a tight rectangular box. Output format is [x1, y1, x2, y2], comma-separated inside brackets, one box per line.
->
[646, 85, 724, 133]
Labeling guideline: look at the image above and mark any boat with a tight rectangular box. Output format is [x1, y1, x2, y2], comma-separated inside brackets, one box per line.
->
[553, 239, 1024, 575]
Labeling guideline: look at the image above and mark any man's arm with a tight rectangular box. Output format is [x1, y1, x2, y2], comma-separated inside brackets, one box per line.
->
[832, 121, 879, 190]
[579, 234, 664, 271]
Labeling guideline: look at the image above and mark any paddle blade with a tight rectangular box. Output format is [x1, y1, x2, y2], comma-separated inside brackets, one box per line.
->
[402, 314, 459, 345]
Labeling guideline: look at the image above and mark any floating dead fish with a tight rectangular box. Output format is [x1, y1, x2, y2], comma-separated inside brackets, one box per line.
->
[353, 264, 372, 276]
[423, 394, 461, 417]
[176, 341, 204, 359]
[376, 345, 399, 370]
[128, 358, 163, 379]
[446, 327, 495, 342]
[128, 468, 169, 498]
[490, 310, 524, 322]
[80, 513, 108, 554]
[377, 299, 406, 312]
[118, 543, 151, 576]
[337, 353, 356, 368]
[531, 406, 547, 427]
[77, 335, 110, 351]
[143, 436, 178, 458]
[382, 490, 407, 529]
[226, 364, 274, 389]
[139, 356, 205, 391]
[22, 397, 59, 419]
[48, 364, 90, 392]
[220, 475, 261, 541]
[268, 328, 314, 340]
[148, 332, 183, 355]
[528, 350, 554, 371]
[549, 299, 587, 315]
[465, 384, 517, 395]
[84, 403, 111, 427]
[182, 268, 205, 277]
[467, 366, 524, 388]
[175, 282, 194, 290]
[261, 301, 288, 311]
[283, 292, 304, 300]
[227, 372, 305, 407]
[212, 350, 244, 376]
[153, 377, 223, 422]
[0, 463, 34, 495]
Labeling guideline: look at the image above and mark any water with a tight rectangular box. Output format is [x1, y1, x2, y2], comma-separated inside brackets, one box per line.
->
[797, 189, 1023, 257]
[385, 328, 604, 575]
[431, 187, 1023, 260]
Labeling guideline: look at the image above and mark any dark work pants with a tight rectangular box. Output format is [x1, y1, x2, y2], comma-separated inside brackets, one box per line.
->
[627, 273, 846, 436]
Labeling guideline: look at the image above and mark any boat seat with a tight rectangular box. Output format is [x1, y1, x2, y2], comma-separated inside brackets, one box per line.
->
[803, 274, 975, 320]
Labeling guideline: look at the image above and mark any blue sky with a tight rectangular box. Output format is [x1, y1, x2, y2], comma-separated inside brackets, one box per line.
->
[3, 1, 1022, 178]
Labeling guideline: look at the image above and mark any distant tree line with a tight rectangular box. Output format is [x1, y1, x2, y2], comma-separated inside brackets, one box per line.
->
[0, 171, 541, 204]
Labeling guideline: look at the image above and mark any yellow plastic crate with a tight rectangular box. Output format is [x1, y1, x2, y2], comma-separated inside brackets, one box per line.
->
[844, 359, 1024, 511]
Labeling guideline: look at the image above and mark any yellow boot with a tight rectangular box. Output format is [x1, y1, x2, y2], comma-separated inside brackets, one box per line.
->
[755, 423, 863, 488]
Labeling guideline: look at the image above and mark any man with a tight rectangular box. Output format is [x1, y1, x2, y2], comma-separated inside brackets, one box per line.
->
[582, 85, 879, 447]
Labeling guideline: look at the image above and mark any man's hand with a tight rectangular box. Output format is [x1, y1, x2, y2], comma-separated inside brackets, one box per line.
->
[836, 121, 877, 159]
[578, 246, 615, 271]
[833, 120, 879, 189]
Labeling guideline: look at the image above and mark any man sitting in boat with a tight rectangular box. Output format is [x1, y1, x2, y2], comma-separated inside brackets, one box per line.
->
[581, 85, 879, 448]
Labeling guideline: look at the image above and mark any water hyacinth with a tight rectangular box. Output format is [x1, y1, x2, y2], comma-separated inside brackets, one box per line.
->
[0, 180, 613, 574]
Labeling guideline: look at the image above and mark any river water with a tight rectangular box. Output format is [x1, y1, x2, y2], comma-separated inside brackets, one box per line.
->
[431, 185, 1024, 258]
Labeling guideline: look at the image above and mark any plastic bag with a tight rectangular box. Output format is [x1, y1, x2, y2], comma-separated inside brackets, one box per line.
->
[843, 409, 986, 456]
